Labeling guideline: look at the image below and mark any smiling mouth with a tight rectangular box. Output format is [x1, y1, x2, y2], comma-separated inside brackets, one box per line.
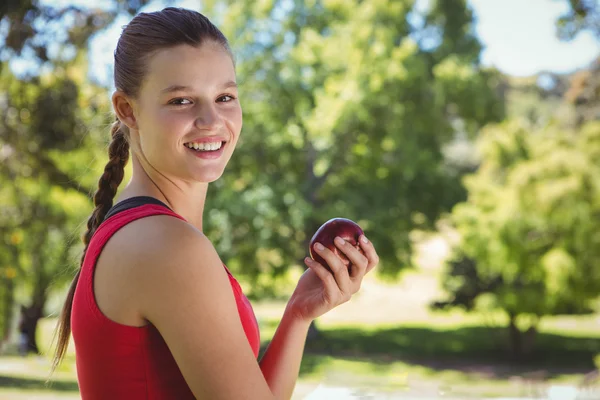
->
[184, 141, 226, 152]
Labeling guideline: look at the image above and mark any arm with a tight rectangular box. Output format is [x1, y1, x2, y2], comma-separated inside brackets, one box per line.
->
[259, 234, 380, 399]
[258, 305, 311, 400]
[131, 216, 378, 400]
[131, 216, 276, 399]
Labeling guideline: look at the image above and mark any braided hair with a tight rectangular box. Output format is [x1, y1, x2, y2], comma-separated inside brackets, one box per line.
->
[52, 119, 128, 370]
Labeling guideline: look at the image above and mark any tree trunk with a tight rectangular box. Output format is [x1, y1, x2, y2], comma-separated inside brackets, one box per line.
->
[21, 227, 52, 356]
[507, 313, 539, 361]
[307, 320, 321, 340]
[508, 312, 523, 361]
[21, 303, 44, 355]
[22, 258, 49, 355]
[522, 324, 538, 358]
[1, 275, 15, 349]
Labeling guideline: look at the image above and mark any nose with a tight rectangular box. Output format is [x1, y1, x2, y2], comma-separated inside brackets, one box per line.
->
[194, 103, 224, 131]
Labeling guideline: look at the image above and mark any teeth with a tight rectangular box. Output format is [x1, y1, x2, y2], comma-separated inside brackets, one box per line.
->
[185, 141, 223, 151]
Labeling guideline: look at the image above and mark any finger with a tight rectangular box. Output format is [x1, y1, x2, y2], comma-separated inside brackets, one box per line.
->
[358, 235, 379, 274]
[312, 243, 353, 296]
[304, 257, 343, 302]
[333, 236, 368, 280]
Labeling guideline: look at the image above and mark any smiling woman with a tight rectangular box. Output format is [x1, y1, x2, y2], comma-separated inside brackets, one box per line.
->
[51, 6, 379, 400]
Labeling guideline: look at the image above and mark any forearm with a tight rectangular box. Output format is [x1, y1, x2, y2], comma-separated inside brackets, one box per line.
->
[259, 305, 311, 400]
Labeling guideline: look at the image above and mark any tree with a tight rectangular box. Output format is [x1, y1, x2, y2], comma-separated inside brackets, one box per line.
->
[0, 52, 113, 352]
[200, 0, 504, 301]
[0, 167, 89, 353]
[434, 119, 600, 359]
[7, 185, 84, 354]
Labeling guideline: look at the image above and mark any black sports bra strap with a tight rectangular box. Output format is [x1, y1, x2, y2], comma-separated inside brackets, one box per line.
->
[104, 196, 172, 220]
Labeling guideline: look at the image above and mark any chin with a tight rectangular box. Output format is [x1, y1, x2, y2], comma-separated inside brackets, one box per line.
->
[194, 170, 225, 183]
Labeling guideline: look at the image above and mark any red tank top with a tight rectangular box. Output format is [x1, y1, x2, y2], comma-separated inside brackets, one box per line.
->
[71, 199, 261, 399]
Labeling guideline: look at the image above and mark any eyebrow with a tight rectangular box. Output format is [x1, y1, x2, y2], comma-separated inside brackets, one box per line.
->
[160, 81, 238, 94]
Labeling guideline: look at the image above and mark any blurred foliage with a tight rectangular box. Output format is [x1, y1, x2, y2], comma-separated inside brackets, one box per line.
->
[0, 28, 119, 348]
[564, 56, 600, 126]
[504, 74, 577, 129]
[0, 0, 150, 70]
[556, 0, 600, 41]
[201, 0, 504, 297]
[433, 0, 600, 358]
[435, 118, 600, 357]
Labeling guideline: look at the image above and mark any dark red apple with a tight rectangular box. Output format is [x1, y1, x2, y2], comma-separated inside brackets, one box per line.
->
[309, 218, 365, 273]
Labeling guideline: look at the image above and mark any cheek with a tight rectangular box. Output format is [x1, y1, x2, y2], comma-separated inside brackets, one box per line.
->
[137, 110, 190, 156]
[147, 110, 195, 147]
[156, 110, 186, 131]
[226, 106, 243, 136]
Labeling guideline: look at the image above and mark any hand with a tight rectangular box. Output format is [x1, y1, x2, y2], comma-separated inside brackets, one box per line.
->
[287, 235, 379, 323]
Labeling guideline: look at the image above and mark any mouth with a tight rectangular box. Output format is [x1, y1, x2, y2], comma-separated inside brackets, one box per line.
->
[184, 140, 227, 152]
[184, 140, 227, 159]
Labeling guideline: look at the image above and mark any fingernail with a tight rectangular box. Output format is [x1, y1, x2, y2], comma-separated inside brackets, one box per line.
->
[361, 235, 369, 243]
[315, 243, 324, 251]
[334, 236, 345, 245]
[305, 257, 313, 264]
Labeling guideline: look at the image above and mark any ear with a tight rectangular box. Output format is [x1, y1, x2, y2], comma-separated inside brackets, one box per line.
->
[112, 90, 138, 130]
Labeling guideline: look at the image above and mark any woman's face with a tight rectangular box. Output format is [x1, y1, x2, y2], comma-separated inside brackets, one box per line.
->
[132, 42, 242, 184]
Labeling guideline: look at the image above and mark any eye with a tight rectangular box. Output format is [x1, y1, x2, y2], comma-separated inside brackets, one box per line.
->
[217, 94, 236, 103]
[169, 98, 192, 106]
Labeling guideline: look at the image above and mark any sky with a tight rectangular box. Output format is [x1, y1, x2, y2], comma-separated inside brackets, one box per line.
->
[469, 0, 599, 76]
[38, 0, 600, 85]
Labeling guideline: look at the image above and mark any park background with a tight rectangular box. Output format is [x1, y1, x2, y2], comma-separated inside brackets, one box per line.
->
[0, 0, 599, 398]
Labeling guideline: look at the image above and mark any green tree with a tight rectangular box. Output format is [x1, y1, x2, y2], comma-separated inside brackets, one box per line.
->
[200, 0, 503, 303]
[2, 181, 86, 353]
[435, 119, 600, 359]
[0, 53, 112, 352]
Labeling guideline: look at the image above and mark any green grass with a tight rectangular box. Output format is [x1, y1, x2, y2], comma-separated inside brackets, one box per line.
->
[0, 373, 79, 392]
[269, 319, 599, 398]
[299, 324, 600, 370]
[1, 314, 595, 399]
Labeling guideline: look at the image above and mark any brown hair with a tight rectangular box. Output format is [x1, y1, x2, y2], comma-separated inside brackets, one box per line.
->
[52, 7, 231, 371]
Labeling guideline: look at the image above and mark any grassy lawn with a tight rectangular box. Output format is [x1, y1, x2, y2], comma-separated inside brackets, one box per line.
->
[1, 233, 598, 399]
[0, 303, 598, 399]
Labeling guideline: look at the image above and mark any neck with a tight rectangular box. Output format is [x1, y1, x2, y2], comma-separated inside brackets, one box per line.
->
[117, 153, 208, 232]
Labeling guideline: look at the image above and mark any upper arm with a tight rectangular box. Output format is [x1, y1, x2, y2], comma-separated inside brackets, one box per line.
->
[129, 216, 274, 399]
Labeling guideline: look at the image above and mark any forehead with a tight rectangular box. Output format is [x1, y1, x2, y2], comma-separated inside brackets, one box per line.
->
[142, 43, 235, 92]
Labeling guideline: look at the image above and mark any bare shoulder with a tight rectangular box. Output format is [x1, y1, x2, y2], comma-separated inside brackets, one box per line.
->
[93, 215, 202, 327]
[113, 214, 211, 274]
[117, 215, 229, 305]
[120, 214, 226, 300]
[109, 214, 274, 399]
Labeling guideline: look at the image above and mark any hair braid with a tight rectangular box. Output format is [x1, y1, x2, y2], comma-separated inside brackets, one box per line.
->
[52, 120, 130, 372]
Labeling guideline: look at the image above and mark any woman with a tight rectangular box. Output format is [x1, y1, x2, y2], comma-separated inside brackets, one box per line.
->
[53, 7, 379, 399]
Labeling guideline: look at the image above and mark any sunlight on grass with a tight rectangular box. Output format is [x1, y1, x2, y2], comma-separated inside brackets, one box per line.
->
[2, 312, 598, 399]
